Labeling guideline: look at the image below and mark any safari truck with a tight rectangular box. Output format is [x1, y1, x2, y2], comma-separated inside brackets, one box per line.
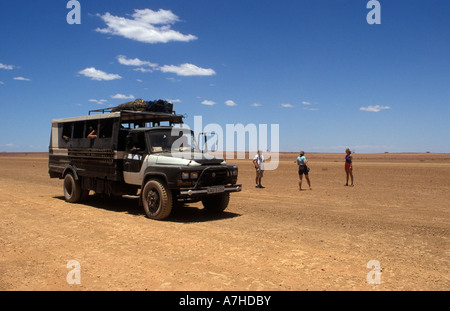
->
[48, 100, 241, 220]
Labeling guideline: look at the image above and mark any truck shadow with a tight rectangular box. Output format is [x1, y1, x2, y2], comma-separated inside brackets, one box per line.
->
[53, 195, 241, 223]
[168, 205, 241, 223]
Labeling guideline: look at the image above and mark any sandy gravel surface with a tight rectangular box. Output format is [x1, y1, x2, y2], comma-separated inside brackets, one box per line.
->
[0, 152, 448, 291]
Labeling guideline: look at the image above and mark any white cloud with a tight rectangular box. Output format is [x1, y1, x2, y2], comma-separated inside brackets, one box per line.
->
[0, 81, 4, 85]
[133, 67, 153, 73]
[96, 9, 197, 44]
[136, 79, 143, 83]
[225, 100, 237, 106]
[166, 77, 181, 83]
[13, 76, 31, 81]
[0, 63, 14, 70]
[117, 54, 214, 77]
[79, 67, 122, 81]
[251, 103, 261, 107]
[167, 99, 181, 103]
[110, 93, 134, 100]
[132, 8, 179, 24]
[159, 63, 216, 76]
[301, 101, 319, 110]
[303, 107, 319, 111]
[117, 55, 158, 68]
[201, 100, 216, 106]
[281, 103, 294, 108]
[89, 99, 108, 105]
[360, 105, 391, 112]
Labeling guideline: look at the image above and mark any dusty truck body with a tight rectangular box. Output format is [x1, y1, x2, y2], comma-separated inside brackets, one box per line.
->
[48, 107, 241, 220]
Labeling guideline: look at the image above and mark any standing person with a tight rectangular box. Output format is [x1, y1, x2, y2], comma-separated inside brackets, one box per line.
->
[253, 150, 269, 188]
[345, 148, 354, 186]
[296, 151, 312, 191]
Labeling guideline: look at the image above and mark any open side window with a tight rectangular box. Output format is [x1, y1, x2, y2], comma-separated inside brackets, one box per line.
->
[61, 122, 72, 142]
[99, 119, 114, 138]
[73, 121, 85, 139]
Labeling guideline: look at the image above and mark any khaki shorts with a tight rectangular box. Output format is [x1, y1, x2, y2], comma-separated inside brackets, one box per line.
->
[256, 168, 264, 178]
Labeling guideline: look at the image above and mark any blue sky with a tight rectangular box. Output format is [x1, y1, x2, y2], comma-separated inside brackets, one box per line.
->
[0, 0, 448, 153]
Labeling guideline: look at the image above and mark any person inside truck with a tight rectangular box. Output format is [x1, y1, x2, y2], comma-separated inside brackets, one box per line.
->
[87, 128, 97, 139]
[127, 133, 146, 153]
[87, 124, 107, 139]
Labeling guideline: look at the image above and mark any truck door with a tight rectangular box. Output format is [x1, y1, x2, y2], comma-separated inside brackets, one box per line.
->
[123, 132, 146, 185]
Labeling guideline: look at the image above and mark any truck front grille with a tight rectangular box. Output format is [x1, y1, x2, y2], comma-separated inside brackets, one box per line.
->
[197, 169, 229, 187]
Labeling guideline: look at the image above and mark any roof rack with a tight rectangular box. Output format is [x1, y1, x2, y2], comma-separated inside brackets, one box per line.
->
[88, 107, 119, 115]
[119, 110, 185, 124]
[86, 109, 184, 124]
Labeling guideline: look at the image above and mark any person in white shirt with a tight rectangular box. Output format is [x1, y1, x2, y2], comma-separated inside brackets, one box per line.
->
[252, 150, 270, 188]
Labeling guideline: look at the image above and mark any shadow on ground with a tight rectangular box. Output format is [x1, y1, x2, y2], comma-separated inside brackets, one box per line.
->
[53, 195, 241, 223]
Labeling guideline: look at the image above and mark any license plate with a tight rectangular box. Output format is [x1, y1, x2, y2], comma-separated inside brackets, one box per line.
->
[207, 185, 225, 194]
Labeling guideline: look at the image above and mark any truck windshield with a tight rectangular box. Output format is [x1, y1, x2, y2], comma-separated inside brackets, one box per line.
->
[147, 129, 199, 153]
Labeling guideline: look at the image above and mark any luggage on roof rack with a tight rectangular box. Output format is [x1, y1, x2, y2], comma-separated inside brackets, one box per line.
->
[146, 100, 173, 113]
[111, 98, 146, 112]
[109, 98, 173, 114]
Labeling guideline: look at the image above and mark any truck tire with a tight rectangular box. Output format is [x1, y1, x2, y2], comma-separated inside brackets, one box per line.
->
[202, 193, 230, 213]
[142, 180, 172, 220]
[63, 173, 82, 203]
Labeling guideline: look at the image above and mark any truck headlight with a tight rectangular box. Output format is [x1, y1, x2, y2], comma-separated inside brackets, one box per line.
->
[190, 172, 199, 179]
[232, 167, 238, 176]
[181, 172, 190, 180]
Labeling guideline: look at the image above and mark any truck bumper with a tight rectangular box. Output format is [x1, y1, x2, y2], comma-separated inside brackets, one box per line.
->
[179, 184, 242, 197]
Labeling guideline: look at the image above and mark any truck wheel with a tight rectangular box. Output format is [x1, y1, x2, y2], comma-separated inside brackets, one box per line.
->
[202, 193, 230, 213]
[142, 180, 172, 220]
[63, 173, 82, 203]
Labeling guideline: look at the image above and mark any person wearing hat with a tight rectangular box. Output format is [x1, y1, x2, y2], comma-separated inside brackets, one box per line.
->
[296, 151, 312, 191]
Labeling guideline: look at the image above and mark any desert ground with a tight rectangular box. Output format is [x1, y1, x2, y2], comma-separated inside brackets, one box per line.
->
[0, 152, 448, 291]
